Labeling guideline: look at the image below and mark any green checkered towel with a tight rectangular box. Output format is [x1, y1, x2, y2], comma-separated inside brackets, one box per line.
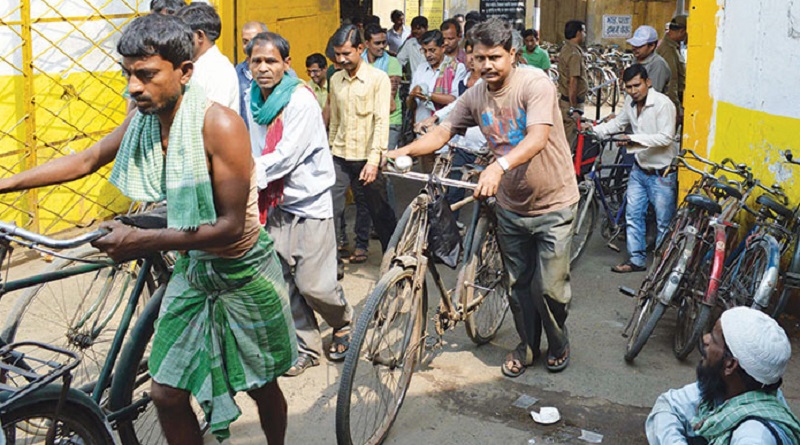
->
[109, 81, 217, 230]
[693, 389, 800, 444]
[149, 229, 297, 441]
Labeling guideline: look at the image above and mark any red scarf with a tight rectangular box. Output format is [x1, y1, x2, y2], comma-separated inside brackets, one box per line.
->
[257, 117, 284, 224]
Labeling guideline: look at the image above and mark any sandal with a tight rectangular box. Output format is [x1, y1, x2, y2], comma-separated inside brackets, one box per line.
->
[546, 346, 570, 373]
[501, 351, 527, 378]
[348, 248, 368, 264]
[328, 325, 351, 362]
[284, 353, 319, 377]
[611, 261, 646, 273]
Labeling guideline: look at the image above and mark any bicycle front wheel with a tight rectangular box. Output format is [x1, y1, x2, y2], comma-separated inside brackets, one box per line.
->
[1, 399, 114, 445]
[625, 233, 686, 362]
[570, 182, 597, 265]
[336, 265, 425, 445]
[461, 216, 509, 345]
[1, 247, 153, 391]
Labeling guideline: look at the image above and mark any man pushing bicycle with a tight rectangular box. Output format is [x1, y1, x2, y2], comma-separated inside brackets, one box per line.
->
[0, 13, 295, 445]
[387, 18, 579, 378]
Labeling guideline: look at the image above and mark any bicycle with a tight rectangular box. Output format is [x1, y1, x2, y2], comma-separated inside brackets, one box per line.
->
[335, 155, 509, 445]
[622, 150, 749, 362]
[719, 150, 800, 319]
[570, 132, 633, 264]
[0, 216, 202, 444]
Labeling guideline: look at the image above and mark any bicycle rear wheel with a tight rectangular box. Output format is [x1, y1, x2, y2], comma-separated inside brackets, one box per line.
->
[336, 265, 425, 445]
[570, 182, 597, 265]
[461, 216, 509, 345]
[625, 233, 686, 362]
[1, 399, 113, 444]
[1, 247, 153, 391]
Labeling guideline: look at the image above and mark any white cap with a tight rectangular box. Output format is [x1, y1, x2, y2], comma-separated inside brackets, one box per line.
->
[626, 25, 659, 47]
[720, 307, 791, 385]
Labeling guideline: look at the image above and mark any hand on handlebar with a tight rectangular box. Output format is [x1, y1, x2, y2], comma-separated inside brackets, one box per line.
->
[91, 220, 143, 263]
[612, 134, 631, 147]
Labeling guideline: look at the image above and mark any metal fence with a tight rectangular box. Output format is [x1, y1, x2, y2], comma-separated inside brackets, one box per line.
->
[0, 0, 143, 235]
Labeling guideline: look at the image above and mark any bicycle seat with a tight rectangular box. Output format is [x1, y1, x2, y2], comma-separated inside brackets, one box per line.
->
[709, 181, 742, 200]
[684, 194, 722, 215]
[756, 194, 794, 220]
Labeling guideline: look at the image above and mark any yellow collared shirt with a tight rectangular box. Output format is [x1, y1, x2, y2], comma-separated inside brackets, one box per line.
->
[308, 79, 328, 110]
[328, 61, 391, 166]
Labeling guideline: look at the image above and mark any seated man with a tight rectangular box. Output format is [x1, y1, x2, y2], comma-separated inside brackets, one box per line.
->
[647, 307, 800, 444]
[592, 64, 677, 273]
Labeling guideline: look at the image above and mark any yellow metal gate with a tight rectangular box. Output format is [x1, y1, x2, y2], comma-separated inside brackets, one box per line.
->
[0, 0, 142, 235]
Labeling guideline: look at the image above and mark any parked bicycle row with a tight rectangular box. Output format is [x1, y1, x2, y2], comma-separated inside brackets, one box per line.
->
[622, 149, 800, 362]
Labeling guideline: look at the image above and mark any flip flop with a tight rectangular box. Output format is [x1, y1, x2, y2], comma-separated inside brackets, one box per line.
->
[328, 325, 351, 362]
[546, 346, 570, 373]
[611, 261, 646, 273]
[501, 352, 527, 378]
[349, 248, 368, 264]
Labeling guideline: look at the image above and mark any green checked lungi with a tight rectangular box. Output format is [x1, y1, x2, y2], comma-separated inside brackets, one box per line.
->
[149, 229, 297, 441]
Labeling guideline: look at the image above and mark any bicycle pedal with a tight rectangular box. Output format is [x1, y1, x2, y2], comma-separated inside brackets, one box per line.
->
[425, 336, 442, 350]
[607, 242, 621, 252]
[618, 286, 636, 298]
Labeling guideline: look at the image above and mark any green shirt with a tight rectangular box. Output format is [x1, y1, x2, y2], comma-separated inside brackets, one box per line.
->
[523, 46, 551, 70]
[373, 56, 403, 126]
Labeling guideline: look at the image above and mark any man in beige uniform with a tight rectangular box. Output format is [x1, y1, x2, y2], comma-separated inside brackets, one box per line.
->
[656, 15, 687, 121]
[557, 20, 588, 148]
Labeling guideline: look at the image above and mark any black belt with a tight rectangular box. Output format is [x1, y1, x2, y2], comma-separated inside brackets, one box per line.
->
[635, 161, 675, 176]
[560, 95, 585, 104]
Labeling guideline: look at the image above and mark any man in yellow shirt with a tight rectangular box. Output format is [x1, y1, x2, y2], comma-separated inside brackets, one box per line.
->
[328, 25, 397, 268]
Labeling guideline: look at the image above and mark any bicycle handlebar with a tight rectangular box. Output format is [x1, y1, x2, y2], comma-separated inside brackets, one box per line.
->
[0, 221, 109, 249]
[383, 170, 478, 190]
[784, 150, 800, 166]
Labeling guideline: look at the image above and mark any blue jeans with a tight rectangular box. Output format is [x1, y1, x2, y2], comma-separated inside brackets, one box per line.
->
[626, 165, 677, 267]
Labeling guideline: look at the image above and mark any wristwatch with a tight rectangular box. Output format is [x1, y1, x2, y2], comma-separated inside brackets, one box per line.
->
[497, 157, 510, 172]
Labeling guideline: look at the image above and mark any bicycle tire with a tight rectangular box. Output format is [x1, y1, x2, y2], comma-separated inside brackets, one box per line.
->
[674, 303, 712, 360]
[1, 399, 113, 444]
[1, 247, 153, 391]
[108, 284, 206, 445]
[624, 233, 686, 362]
[570, 182, 598, 265]
[673, 295, 709, 359]
[461, 216, 509, 345]
[336, 265, 425, 445]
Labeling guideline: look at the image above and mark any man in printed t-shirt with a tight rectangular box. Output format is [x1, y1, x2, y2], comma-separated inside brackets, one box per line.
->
[388, 18, 579, 378]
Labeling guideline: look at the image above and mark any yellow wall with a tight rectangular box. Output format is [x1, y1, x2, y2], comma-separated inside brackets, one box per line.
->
[682, 0, 800, 200]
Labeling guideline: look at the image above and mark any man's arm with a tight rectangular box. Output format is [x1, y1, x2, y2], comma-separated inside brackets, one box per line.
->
[592, 103, 631, 139]
[388, 125, 454, 159]
[93, 105, 253, 261]
[628, 99, 676, 149]
[0, 112, 134, 193]
[255, 91, 321, 188]
[645, 383, 700, 445]
[328, 78, 341, 146]
[367, 73, 391, 167]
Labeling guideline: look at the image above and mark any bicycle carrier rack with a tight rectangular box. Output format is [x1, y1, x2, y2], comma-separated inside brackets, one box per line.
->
[0, 341, 79, 411]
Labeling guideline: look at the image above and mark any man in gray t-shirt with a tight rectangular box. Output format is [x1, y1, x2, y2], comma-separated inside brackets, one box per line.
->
[627, 25, 671, 93]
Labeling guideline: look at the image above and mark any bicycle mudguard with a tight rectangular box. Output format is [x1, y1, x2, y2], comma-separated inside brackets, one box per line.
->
[752, 236, 782, 310]
[657, 226, 698, 306]
[0, 384, 113, 440]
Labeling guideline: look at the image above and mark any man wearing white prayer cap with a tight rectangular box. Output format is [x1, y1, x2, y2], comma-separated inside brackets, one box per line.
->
[645, 307, 800, 444]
